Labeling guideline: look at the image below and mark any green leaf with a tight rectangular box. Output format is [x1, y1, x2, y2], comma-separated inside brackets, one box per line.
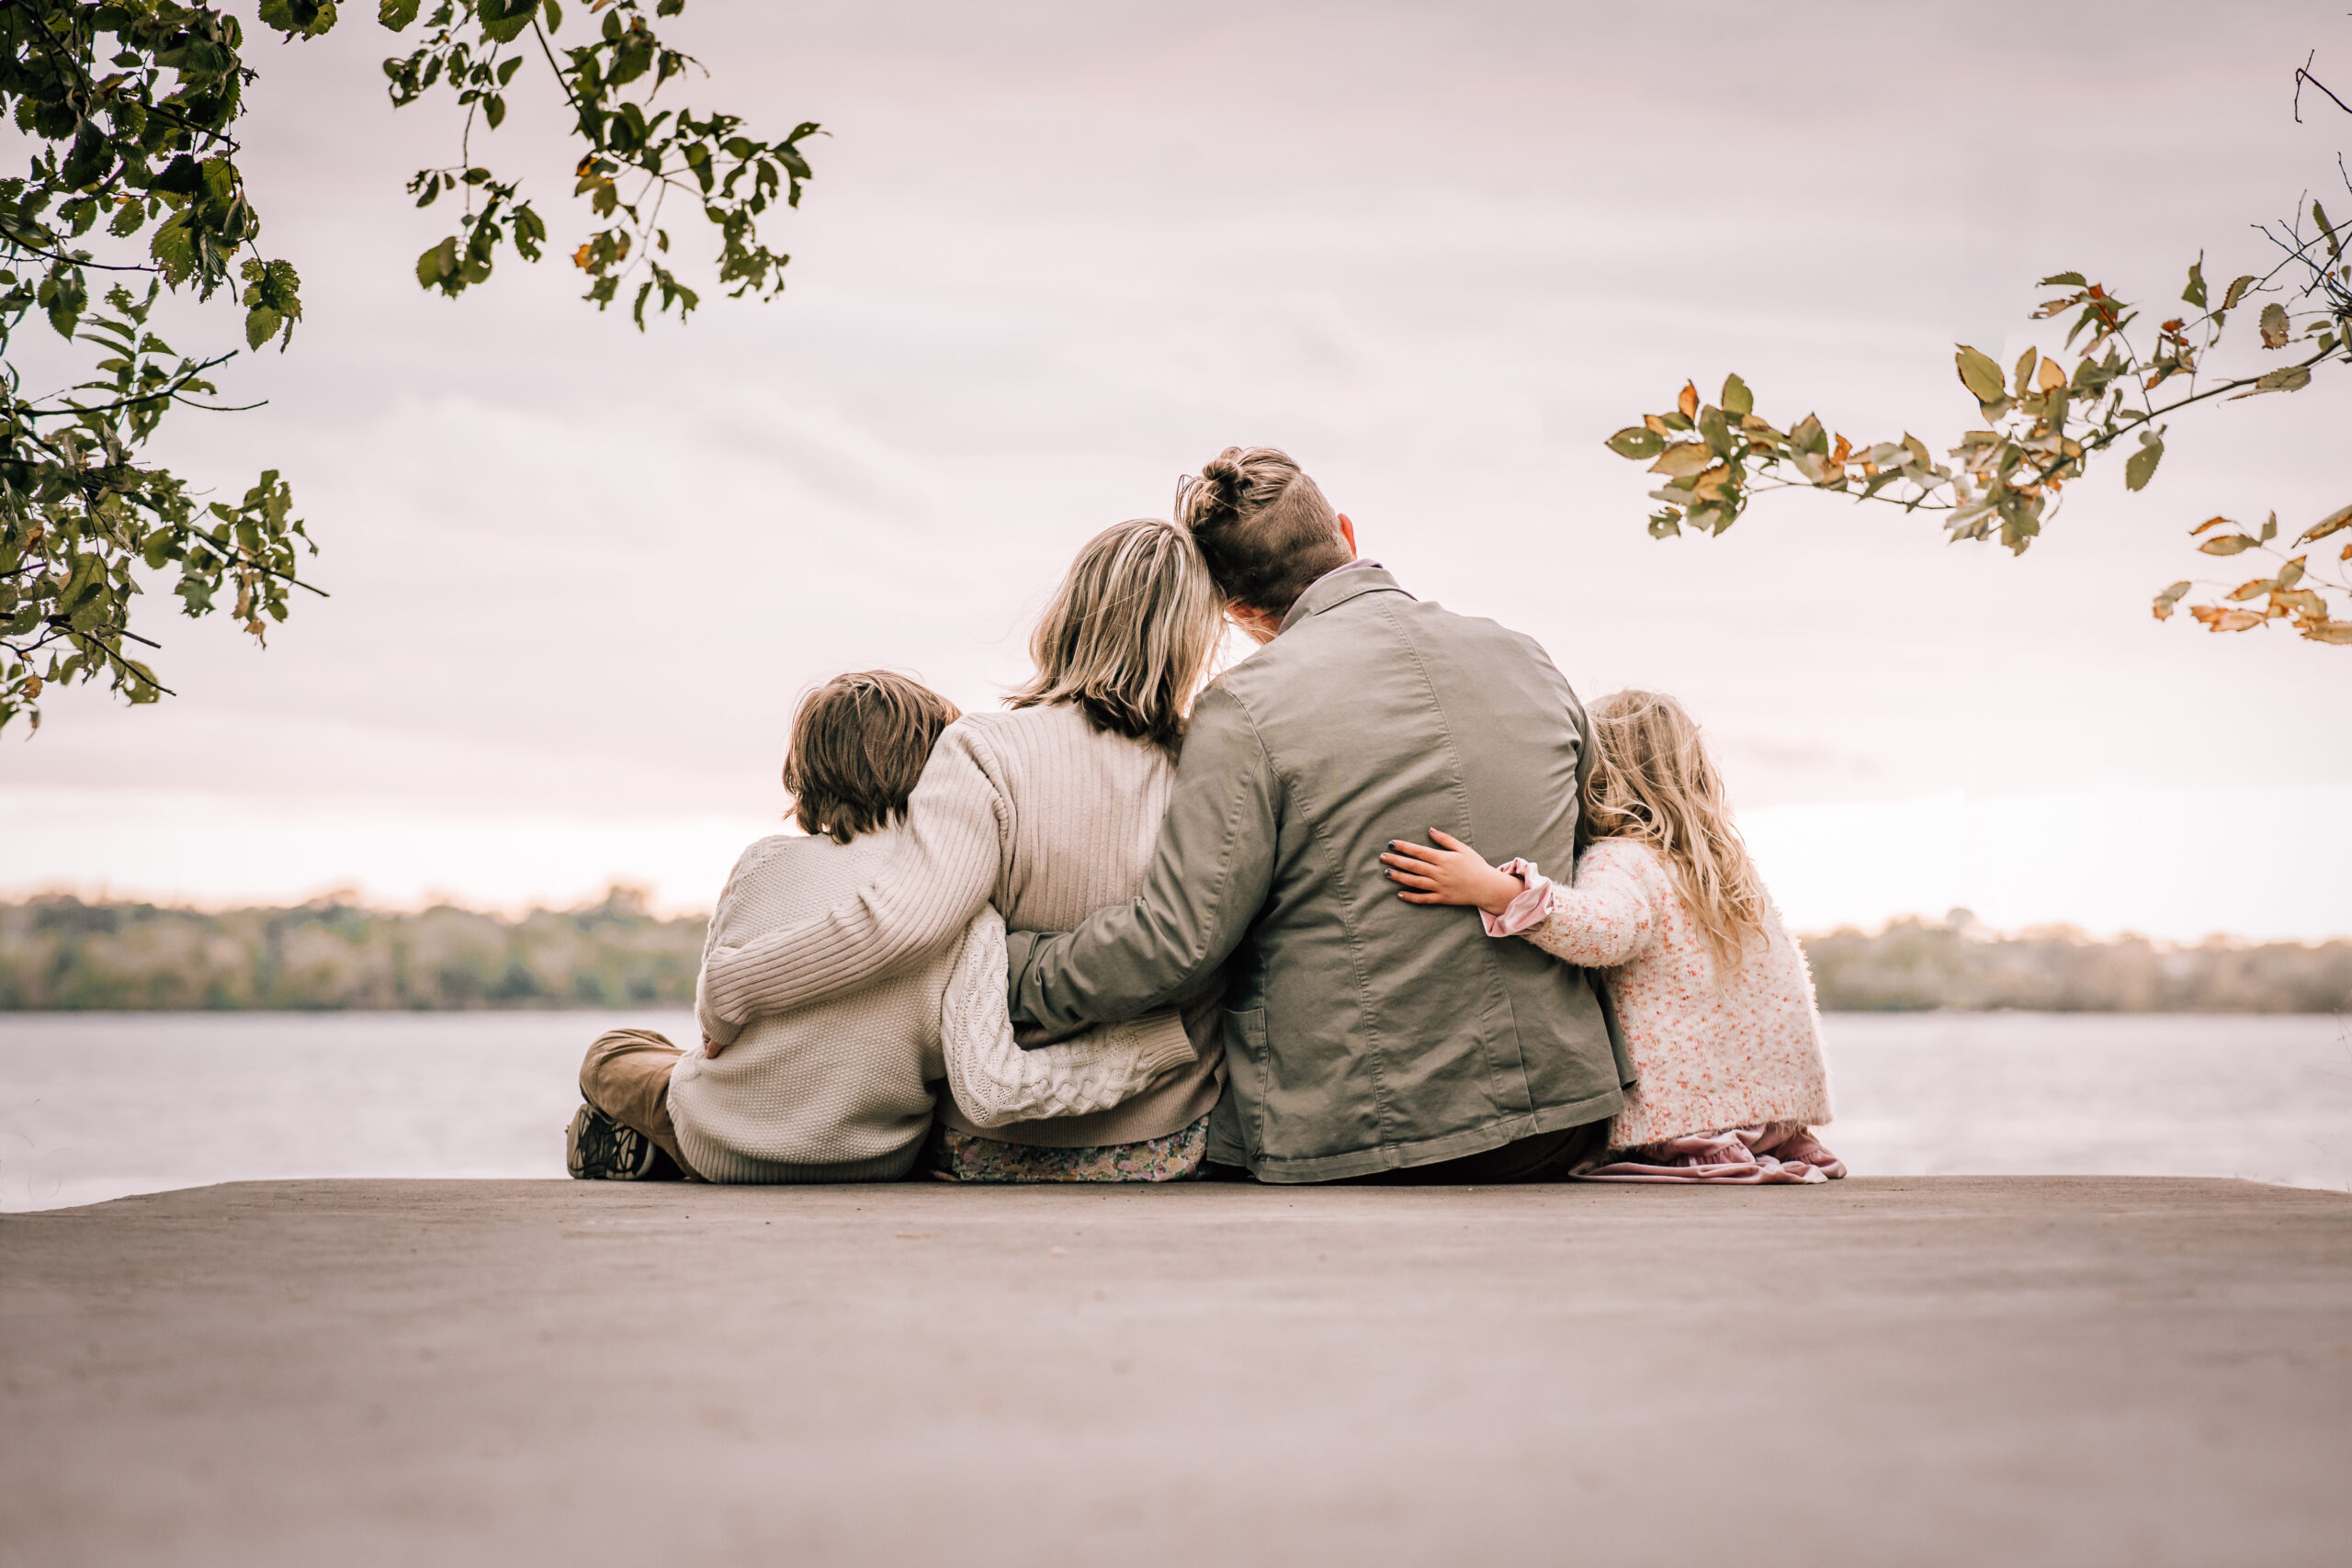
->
[258, 0, 340, 38]
[149, 216, 195, 287]
[543, 0, 566, 31]
[2037, 272, 2087, 288]
[2221, 274, 2256, 310]
[2232, 365, 2312, 398]
[2257, 302, 2290, 349]
[2197, 535, 2255, 556]
[2011, 346, 2038, 399]
[238, 257, 302, 349]
[415, 236, 458, 289]
[2123, 432, 2164, 492]
[1697, 404, 1732, 458]
[1719, 373, 1752, 419]
[2179, 255, 2206, 310]
[379, 0, 422, 28]
[39, 271, 86, 340]
[1606, 427, 1664, 460]
[479, 0, 538, 43]
[1648, 444, 1716, 479]
[1955, 344, 2005, 405]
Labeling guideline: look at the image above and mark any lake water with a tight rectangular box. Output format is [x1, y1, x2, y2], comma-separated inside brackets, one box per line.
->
[1, 1010, 2346, 1212]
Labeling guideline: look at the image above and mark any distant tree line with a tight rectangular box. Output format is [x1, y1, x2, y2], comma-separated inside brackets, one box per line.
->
[0, 888, 701, 1011]
[0, 896, 2346, 1014]
[1802, 914, 2352, 1013]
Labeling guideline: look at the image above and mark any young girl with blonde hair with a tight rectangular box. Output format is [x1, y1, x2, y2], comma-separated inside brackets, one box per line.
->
[1381, 689, 1845, 1183]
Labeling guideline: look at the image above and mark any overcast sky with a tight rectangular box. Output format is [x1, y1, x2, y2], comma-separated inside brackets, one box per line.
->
[4, 0, 2347, 939]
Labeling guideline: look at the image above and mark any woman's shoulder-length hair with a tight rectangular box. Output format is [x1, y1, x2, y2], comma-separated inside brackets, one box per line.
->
[1009, 517, 1225, 754]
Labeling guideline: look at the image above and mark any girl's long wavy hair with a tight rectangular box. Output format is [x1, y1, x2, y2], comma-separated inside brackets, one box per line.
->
[1010, 517, 1225, 755]
[1582, 689, 1768, 969]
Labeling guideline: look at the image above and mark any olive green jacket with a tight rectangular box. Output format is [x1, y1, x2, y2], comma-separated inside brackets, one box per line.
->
[1005, 565, 1630, 1182]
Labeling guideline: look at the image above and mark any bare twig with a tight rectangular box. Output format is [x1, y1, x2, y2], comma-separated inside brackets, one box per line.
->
[2294, 51, 2352, 121]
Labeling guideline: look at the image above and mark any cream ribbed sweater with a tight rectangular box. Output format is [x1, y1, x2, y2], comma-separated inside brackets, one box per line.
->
[672, 829, 944, 1183]
[699, 704, 1226, 1149]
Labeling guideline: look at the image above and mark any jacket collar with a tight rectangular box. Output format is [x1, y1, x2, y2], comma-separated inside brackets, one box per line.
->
[1277, 560, 1410, 634]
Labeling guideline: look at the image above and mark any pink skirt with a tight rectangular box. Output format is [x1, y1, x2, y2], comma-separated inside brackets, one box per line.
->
[1574, 1122, 1847, 1184]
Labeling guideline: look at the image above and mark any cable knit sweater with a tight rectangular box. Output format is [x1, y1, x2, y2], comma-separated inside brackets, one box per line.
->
[673, 829, 1199, 1183]
[698, 704, 1226, 1149]
[672, 829, 944, 1182]
[1494, 839, 1834, 1148]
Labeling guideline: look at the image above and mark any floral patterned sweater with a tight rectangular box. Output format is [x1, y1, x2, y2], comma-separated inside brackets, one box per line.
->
[1487, 839, 1833, 1149]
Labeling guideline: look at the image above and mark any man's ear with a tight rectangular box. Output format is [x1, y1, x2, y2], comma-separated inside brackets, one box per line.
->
[1337, 513, 1358, 557]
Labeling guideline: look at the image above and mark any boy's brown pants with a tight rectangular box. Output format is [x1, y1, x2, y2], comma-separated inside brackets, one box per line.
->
[579, 1028, 702, 1179]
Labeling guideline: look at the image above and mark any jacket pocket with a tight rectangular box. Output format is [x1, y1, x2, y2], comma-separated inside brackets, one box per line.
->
[1222, 1008, 1270, 1160]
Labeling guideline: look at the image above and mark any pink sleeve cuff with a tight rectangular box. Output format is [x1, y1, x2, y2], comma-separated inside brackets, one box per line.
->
[1481, 858, 1555, 937]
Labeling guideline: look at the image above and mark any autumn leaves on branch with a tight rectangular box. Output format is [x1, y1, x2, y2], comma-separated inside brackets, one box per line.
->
[1607, 147, 2352, 646]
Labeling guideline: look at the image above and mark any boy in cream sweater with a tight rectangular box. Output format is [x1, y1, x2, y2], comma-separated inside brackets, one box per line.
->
[567, 671, 1191, 1183]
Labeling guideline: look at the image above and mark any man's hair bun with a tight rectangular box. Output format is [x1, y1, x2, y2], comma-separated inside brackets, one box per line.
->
[1170, 446, 1348, 615]
[1180, 452, 1250, 532]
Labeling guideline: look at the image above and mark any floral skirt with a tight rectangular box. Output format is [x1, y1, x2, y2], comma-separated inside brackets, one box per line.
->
[1574, 1122, 1848, 1184]
[925, 1111, 1211, 1183]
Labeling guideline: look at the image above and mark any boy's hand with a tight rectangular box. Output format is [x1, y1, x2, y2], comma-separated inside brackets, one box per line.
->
[1380, 829, 1525, 916]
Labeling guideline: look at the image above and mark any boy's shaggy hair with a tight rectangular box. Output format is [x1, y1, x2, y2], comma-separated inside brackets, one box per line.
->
[782, 671, 961, 843]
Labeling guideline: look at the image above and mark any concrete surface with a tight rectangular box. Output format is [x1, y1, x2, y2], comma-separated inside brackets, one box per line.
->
[3, 1176, 2347, 1567]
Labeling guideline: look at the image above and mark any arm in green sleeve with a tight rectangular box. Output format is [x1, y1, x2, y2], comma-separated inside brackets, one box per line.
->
[1006, 687, 1278, 1034]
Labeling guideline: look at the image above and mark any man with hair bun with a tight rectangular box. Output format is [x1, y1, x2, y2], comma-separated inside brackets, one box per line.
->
[1006, 446, 1632, 1183]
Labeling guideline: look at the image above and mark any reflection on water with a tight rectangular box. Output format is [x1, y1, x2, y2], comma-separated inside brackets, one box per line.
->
[2, 1010, 2347, 1212]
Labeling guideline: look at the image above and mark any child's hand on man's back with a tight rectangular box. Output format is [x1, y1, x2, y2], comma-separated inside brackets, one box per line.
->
[1380, 829, 1526, 916]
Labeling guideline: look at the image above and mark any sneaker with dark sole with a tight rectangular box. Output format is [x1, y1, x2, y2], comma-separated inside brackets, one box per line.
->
[567, 1103, 659, 1180]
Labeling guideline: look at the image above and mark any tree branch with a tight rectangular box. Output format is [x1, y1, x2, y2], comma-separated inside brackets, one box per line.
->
[0, 241, 164, 275]
[2293, 52, 2352, 121]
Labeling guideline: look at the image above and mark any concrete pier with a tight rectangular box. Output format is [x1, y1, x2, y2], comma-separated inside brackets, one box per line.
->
[5, 1176, 2347, 1566]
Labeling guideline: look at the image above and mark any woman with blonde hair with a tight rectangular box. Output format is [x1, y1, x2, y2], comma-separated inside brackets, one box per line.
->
[695, 518, 1233, 1180]
[1379, 689, 1844, 1183]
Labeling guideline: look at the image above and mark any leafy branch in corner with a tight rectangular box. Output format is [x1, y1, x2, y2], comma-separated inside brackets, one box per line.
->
[1603, 54, 2352, 647]
[385, 0, 820, 328]
[1, 0, 820, 739]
